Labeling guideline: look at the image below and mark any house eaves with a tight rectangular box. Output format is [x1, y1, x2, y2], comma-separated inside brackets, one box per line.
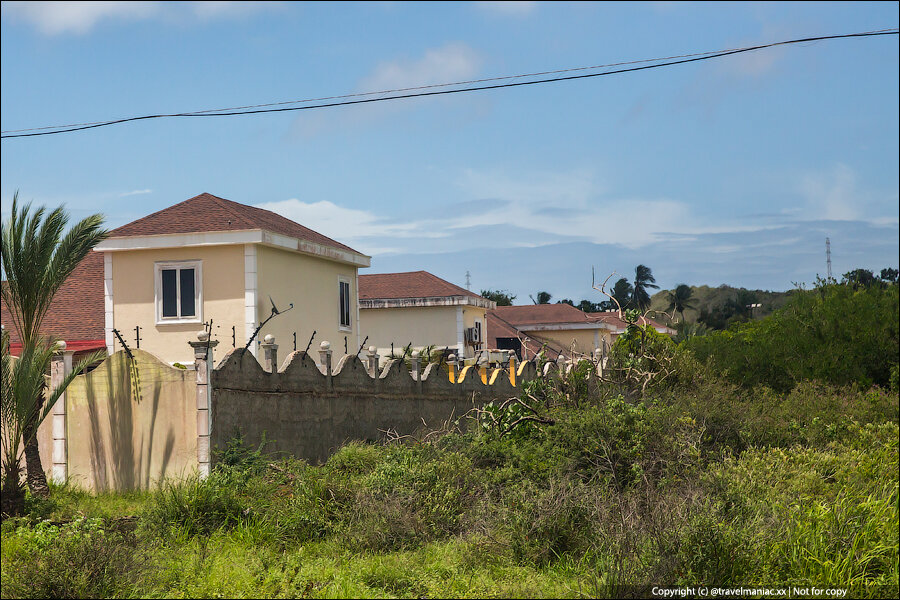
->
[360, 295, 494, 310]
[94, 229, 371, 268]
[517, 321, 619, 333]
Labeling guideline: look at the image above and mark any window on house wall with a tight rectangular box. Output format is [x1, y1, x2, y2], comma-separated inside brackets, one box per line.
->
[339, 278, 351, 329]
[155, 261, 202, 323]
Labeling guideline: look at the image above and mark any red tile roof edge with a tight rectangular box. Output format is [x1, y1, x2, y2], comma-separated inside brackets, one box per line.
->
[359, 271, 490, 303]
[107, 192, 366, 257]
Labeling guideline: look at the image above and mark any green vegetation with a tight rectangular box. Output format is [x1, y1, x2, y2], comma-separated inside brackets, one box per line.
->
[684, 281, 899, 392]
[2, 279, 898, 598]
[481, 289, 516, 306]
[649, 284, 793, 327]
[1, 193, 107, 510]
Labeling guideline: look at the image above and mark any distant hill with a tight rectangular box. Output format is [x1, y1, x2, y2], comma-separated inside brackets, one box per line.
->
[648, 284, 794, 326]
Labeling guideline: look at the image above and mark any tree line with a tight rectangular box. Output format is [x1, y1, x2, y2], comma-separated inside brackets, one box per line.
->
[482, 264, 667, 313]
[481, 264, 899, 332]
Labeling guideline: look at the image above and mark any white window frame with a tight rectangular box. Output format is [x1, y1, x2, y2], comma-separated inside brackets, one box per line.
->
[338, 276, 352, 332]
[155, 260, 203, 324]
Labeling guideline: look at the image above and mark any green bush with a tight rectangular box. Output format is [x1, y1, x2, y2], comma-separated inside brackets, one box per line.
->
[1, 517, 146, 599]
[142, 471, 251, 538]
[338, 445, 481, 551]
[500, 479, 600, 566]
[685, 283, 900, 391]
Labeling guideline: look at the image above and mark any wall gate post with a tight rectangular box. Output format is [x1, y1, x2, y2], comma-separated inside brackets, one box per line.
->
[49, 341, 74, 484]
[189, 332, 218, 478]
[260, 334, 278, 373]
[319, 341, 333, 391]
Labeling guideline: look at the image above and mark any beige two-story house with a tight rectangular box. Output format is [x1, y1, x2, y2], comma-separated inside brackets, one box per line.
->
[94, 193, 370, 365]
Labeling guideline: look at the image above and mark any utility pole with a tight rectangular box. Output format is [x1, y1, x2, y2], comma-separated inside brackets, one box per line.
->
[826, 237, 832, 279]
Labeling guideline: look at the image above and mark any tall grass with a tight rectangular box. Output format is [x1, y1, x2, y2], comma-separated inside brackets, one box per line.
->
[2, 377, 897, 598]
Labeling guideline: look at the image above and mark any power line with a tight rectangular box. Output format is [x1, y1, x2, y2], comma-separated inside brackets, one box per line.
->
[0, 41, 798, 134]
[2, 28, 896, 139]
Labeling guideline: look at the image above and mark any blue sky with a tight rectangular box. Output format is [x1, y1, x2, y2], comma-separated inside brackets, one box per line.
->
[2, 1, 898, 303]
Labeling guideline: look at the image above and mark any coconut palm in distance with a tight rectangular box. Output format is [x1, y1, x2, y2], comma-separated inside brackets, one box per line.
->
[666, 284, 696, 323]
[0, 192, 108, 497]
[600, 277, 634, 312]
[631, 265, 659, 312]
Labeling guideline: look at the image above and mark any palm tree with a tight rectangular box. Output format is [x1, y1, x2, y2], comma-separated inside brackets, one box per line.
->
[666, 284, 696, 322]
[631, 264, 659, 312]
[601, 277, 633, 312]
[1, 331, 98, 515]
[1, 193, 107, 496]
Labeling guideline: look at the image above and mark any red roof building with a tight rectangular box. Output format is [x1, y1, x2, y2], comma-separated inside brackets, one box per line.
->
[109, 192, 361, 255]
[94, 192, 370, 364]
[1, 251, 107, 358]
[359, 271, 490, 306]
[358, 271, 495, 361]
[486, 304, 673, 360]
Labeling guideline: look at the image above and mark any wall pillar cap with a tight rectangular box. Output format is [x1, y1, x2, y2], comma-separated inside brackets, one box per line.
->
[320, 341, 331, 351]
[197, 331, 210, 342]
[264, 334, 275, 344]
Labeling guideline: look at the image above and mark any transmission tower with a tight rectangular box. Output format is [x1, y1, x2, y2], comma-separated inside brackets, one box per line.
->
[826, 237, 832, 279]
[465, 270, 471, 290]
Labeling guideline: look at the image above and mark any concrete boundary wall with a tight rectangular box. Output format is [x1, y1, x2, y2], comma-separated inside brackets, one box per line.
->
[209, 344, 557, 464]
[62, 349, 198, 491]
[39, 335, 591, 489]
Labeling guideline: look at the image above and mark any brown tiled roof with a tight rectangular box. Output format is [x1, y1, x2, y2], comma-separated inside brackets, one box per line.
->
[359, 271, 485, 301]
[484, 304, 674, 359]
[488, 304, 670, 332]
[1, 251, 105, 346]
[485, 310, 565, 360]
[490, 303, 595, 326]
[108, 192, 362, 255]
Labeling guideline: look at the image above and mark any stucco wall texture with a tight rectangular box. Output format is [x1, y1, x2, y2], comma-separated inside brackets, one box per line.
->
[40, 346, 571, 490]
[63, 350, 197, 491]
[210, 347, 535, 465]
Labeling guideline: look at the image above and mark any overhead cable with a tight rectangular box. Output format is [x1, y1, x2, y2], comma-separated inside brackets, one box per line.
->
[2, 29, 896, 139]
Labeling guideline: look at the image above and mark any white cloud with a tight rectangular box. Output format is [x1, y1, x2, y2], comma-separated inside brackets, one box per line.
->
[1, 0, 277, 34]
[190, 1, 281, 20]
[360, 43, 482, 92]
[254, 168, 792, 259]
[254, 198, 446, 255]
[2, 1, 159, 35]
[727, 46, 783, 77]
[449, 167, 713, 249]
[291, 43, 484, 138]
[798, 163, 861, 221]
[474, 1, 537, 17]
[119, 189, 152, 197]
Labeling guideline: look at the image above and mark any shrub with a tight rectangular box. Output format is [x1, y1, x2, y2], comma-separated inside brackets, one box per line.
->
[685, 283, 899, 391]
[142, 472, 250, 538]
[1, 517, 146, 599]
[500, 478, 601, 566]
[607, 322, 678, 395]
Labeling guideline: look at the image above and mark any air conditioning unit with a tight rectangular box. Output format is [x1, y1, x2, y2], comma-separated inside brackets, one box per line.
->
[465, 326, 481, 344]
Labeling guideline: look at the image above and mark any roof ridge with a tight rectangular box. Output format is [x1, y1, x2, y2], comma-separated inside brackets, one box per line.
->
[203, 193, 259, 229]
[360, 270, 428, 277]
[105, 192, 364, 256]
